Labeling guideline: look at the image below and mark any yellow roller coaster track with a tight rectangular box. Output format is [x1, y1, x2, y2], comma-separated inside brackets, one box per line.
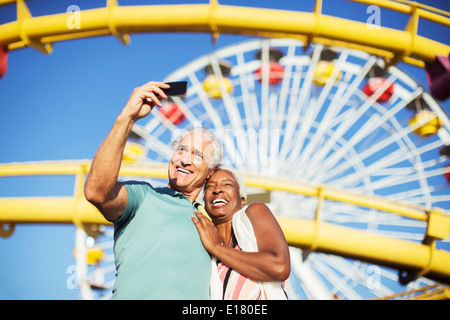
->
[0, 0, 449, 68]
[373, 283, 450, 300]
[0, 160, 449, 285]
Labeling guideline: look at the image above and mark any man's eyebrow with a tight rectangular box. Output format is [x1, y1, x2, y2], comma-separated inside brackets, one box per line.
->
[193, 148, 203, 158]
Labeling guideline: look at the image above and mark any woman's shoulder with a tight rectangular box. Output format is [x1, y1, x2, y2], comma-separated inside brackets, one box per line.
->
[244, 202, 273, 222]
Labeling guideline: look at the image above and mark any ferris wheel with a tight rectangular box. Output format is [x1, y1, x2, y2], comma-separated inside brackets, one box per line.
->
[75, 37, 449, 300]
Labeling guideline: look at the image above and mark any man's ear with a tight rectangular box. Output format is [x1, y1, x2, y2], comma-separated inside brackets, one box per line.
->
[206, 166, 219, 180]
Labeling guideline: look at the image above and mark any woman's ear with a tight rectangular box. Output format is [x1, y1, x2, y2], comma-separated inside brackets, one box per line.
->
[240, 197, 246, 208]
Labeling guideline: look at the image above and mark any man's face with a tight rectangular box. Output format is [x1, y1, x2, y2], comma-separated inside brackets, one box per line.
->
[168, 132, 215, 194]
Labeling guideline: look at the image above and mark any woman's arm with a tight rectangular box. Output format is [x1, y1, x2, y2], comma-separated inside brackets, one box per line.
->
[192, 203, 290, 282]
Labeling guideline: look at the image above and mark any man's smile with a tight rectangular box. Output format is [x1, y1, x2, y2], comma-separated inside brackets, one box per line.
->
[176, 167, 193, 175]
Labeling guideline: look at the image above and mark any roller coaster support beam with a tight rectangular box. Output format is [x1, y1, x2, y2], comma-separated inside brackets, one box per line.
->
[279, 217, 450, 285]
[0, 1, 449, 68]
[0, 196, 449, 284]
[0, 160, 449, 284]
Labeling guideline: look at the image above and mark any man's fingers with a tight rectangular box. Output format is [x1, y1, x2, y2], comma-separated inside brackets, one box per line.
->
[143, 80, 170, 89]
[144, 91, 162, 107]
[143, 82, 170, 99]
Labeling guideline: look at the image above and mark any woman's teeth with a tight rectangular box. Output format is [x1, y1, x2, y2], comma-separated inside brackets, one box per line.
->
[212, 199, 228, 207]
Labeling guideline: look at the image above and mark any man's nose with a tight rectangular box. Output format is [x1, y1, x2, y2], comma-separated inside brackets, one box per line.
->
[180, 151, 192, 165]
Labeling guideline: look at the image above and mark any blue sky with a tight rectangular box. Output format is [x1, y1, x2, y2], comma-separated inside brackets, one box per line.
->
[0, 0, 449, 299]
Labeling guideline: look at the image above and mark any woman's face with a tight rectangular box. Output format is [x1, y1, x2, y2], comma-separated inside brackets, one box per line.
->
[203, 169, 245, 223]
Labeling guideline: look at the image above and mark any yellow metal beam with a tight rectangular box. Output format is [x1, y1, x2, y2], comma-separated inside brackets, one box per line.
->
[277, 216, 450, 284]
[349, 0, 450, 27]
[0, 194, 449, 283]
[0, 197, 104, 225]
[0, 2, 448, 67]
[1, 160, 450, 283]
[1, 160, 447, 222]
[1, 160, 445, 223]
[242, 175, 433, 222]
[373, 283, 450, 300]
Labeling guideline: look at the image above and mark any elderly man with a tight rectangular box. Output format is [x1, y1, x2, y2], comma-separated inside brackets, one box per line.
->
[84, 81, 223, 299]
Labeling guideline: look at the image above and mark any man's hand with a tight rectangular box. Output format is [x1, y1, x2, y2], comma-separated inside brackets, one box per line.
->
[122, 81, 170, 121]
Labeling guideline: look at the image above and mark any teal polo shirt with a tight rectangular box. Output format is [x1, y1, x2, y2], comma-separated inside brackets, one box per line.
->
[111, 181, 211, 300]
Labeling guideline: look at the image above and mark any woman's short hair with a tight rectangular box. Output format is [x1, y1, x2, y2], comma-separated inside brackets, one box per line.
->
[206, 167, 247, 202]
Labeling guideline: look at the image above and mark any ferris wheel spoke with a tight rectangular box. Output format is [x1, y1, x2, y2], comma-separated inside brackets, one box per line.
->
[286, 50, 347, 167]
[172, 95, 200, 126]
[235, 52, 257, 130]
[223, 129, 246, 170]
[305, 77, 399, 181]
[130, 124, 173, 160]
[323, 255, 396, 297]
[208, 55, 244, 131]
[305, 73, 398, 178]
[259, 40, 272, 132]
[187, 72, 225, 132]
[280, 44, 322, 162]
[292, 79, 351, 174]
[276, 44, 297, 129]
[309, 255, 363, 300]
[289, 248, 334, 300]
[316, 90, 424, 184]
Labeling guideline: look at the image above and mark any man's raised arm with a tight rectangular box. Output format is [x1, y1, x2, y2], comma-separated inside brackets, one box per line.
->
[84, 81, 169, 221]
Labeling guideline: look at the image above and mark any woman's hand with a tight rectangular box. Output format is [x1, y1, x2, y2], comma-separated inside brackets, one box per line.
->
[191, 210, 222, 254]
[194, 204, 291, 282]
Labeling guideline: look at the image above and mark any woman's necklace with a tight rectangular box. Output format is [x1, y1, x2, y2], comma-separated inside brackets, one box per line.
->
[227, 232, 236, 248]
[220, 233, 235, 247]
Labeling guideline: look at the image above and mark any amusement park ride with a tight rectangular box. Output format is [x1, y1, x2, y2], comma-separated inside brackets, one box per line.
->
[0, 0, 450, 300]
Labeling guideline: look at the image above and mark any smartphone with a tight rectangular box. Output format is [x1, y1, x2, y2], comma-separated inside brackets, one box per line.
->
[156, 81, 188, 99]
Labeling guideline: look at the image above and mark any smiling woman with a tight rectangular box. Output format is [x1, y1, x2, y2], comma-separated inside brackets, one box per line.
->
[192, 168, 290, 300]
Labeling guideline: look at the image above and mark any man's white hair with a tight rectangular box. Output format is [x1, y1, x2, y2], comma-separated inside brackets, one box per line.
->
[171, 127, 223, 169]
